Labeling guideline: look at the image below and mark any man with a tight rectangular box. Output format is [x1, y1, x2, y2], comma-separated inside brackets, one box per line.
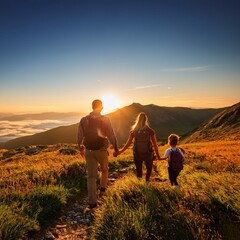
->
[77, 99, 119, 209]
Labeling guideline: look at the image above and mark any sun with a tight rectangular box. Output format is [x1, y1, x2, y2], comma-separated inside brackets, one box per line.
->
[101, 95, 121, 114]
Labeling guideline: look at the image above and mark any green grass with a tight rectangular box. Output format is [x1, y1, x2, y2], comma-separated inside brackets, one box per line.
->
[91, 141, 240, 240]
[0, 145, 87, 239]
[91, 174, 239, 239]
[0, 141, 239, 239]
[0, 144, 134, 239]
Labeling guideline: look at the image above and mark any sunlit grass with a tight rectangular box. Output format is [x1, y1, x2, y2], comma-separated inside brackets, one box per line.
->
[91, 140, 240, 239]
[0, 141, 239, 239]
[0, 145, 87, 239]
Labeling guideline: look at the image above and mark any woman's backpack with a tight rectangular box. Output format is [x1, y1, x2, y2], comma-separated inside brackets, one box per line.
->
[133, 128, 154, 160]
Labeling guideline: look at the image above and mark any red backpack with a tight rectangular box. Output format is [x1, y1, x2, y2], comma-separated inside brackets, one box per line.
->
[82, 117, 107, 150]
[133, 128, 154, 159]
[170, 148, 184, 171]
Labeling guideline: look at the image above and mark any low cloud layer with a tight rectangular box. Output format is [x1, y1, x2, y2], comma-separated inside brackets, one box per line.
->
[0, 118, 79, 143]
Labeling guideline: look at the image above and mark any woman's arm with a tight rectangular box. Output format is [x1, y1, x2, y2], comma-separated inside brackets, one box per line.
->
[119, 132, 134, 154]
[151, 133, 161, 160]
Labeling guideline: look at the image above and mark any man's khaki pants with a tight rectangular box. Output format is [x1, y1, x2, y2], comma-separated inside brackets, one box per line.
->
[85, 149, 108, 205]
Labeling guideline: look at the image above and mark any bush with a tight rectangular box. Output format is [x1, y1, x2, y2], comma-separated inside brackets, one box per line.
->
[23, 185, 69, 227]
[91, 176, 226, 239]
[59, 147, 78, 155]
[0, 203, 39, 240]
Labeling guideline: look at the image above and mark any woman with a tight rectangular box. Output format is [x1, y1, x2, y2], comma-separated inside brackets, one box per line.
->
[118, 112, 161, 182]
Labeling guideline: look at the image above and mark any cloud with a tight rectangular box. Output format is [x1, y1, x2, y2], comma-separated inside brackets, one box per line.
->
[0, 118, 79, 143]
[159, 66, 210, 72]
[127, 84, 161, 91]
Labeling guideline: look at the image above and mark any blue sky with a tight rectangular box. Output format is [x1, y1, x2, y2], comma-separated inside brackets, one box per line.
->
[1, 0, 240, 113]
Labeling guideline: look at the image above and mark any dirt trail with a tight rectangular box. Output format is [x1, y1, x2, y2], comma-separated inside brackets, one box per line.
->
[28, 169, 130, 240]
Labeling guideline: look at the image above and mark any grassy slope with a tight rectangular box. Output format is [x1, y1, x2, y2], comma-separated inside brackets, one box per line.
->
[0, 141, 239, 239]
[182, 102, 240, 143]
[92, 141, 240, 239]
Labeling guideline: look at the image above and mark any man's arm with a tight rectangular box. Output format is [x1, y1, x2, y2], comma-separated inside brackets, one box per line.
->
[104, 117, 119, 153]
[77, 119, 85, 158]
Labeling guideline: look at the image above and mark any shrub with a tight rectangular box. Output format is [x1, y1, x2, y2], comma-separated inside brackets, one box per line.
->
[59, 147, 78, 155]
[0, 203, 39, 240]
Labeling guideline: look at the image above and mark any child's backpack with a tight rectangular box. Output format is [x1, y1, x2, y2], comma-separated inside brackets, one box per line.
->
[133, 128, 154, 159]
[83, 117, 107, 150]
[170, 148, 184, 171]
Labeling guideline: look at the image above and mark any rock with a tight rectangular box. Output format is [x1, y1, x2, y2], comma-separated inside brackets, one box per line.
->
[59, 148, 77, 155]
[119, 168, 128, 173]
[56, 224, 67, 228]
[26, 147, 41, 155]
[108, 178, 116, 182]
[110, 171, 119, 178]
[44, 232, 55, 240]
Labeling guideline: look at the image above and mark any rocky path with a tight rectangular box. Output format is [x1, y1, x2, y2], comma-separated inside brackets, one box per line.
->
[43, 196, 94, 240]
[29, 168, 129, 240]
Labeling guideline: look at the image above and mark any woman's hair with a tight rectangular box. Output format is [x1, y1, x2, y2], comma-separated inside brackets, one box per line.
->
[168, 134, 179, 146]
[131, 112, 150, 132]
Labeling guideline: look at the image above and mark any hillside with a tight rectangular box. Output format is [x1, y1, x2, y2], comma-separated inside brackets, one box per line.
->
[0, 141, 239, 239]
[0, 103, 223, 149]
[182, 102, 240, 143]
[0, 112, 82, 121]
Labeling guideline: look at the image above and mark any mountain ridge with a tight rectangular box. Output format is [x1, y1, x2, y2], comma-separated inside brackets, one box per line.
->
[182, 102, 240, 143]
[0, 103, 226, 149]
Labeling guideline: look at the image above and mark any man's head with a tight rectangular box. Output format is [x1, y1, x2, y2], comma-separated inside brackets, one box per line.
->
[92, 99, 103, 111]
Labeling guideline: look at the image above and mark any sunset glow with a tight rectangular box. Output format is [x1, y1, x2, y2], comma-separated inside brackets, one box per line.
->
[101, 95, 121, 114]
[0, 1, 239, 114]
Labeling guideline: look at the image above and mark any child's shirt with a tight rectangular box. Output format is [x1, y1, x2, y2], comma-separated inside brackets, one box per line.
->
[164, 147, 184, 167]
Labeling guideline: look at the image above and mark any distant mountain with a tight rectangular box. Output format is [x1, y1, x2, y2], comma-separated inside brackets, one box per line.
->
[0, 112, 83, 121]
[0, 124, 79, 149]
[0, 103, 224, 149]
[182, 102, 240, 143]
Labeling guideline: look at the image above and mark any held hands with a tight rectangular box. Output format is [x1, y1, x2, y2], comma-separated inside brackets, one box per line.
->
[113, 149, 124, 157]
[155, 153, 167, 161]
[113, 151, 118, 157]
[80, 150, 85, 158]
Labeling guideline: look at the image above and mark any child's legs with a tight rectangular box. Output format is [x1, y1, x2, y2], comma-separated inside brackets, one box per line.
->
[134, 158, 143, 178]
[172, 170, 180, 186]
[145, 159, 153, 182]
[168, 167, 175, 186]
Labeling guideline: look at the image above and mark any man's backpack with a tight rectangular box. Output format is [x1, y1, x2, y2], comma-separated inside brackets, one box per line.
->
[83, 117, 106, 150]
[170, 148, 184, 171]
[133, 129, 154, 159]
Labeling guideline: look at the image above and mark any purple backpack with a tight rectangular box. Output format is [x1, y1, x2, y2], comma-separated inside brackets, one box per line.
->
[170, 148, 184, 171]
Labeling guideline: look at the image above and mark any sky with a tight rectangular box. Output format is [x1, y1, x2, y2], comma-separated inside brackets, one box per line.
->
[1, 0, 240, 114]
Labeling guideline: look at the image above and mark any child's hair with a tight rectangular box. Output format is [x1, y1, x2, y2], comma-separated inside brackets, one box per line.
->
[168, 134, 179, 146]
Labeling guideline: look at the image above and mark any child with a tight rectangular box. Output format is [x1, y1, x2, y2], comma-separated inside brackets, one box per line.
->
[164, 134, 184, 188]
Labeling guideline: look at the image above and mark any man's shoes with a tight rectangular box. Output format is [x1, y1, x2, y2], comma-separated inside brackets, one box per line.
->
[89, 203, 97, 209]
[98, 187, 107, 198]
[99, 190, 107, 198]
